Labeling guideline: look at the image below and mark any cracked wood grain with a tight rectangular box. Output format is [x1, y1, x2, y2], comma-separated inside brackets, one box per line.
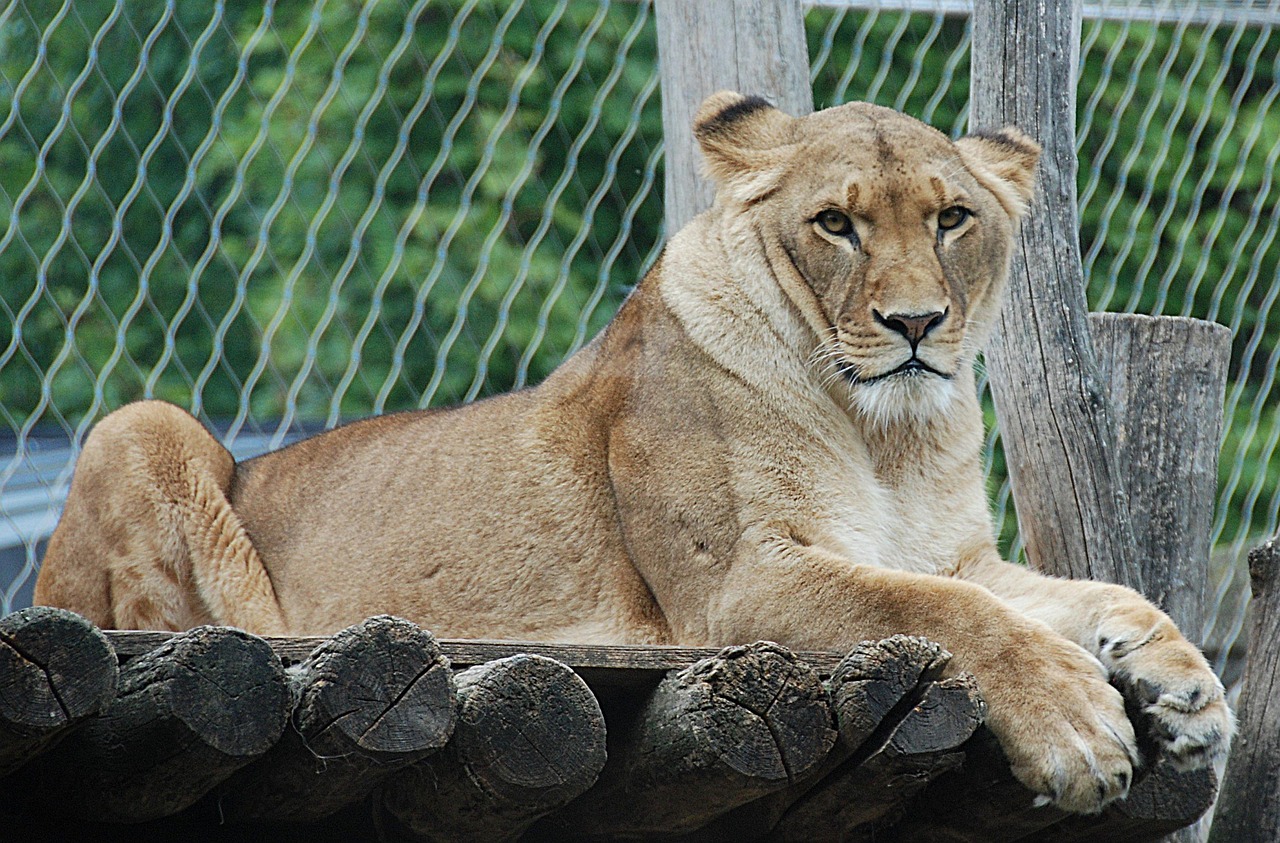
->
[208, 615, 456, 824]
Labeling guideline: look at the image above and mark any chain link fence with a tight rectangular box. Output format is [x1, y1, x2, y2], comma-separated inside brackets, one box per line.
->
[0, 0, 1275, 691]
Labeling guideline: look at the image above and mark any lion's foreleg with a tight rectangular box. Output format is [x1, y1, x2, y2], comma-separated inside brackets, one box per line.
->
[704, 528, 1136, 814]
[953, 549, 1234, 770]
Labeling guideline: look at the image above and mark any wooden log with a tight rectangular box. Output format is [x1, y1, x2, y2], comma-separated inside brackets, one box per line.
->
[774, 673, 984, 841]
[540, 641, 836, 839]
[655, 0, 812, 233]
[208, 615, 456, 824]
[23, 625, 291, 823]
[680, 636, 956, 841]
[0, 606, 117, 777]
[1208, 535, 1280, 842]
[377, 654, 607, 843]
[972, 0, 1141, 591]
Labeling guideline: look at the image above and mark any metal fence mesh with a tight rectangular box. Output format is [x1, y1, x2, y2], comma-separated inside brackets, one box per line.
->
[1, 0, 1275, 690]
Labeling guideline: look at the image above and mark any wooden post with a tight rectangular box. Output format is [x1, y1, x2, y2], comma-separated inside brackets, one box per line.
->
[1089, 314, 1231, 640]
[971, 0, 1141, 591]
[0, 607, 117, 778]
[655, 0, 812, 234]
[1208, 535, 1280, 843]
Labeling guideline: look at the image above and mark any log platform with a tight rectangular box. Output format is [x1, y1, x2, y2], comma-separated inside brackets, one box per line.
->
[0, 611, 1215, 842]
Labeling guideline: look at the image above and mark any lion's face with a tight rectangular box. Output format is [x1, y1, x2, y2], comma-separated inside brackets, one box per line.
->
[695, 94, 1040, 424]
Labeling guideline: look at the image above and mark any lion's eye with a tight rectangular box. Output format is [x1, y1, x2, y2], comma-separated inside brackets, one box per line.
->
[817, 209, 854, 236]
[937, 206, 971, 231]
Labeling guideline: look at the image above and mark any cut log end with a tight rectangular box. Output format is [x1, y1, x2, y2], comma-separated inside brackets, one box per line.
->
[542, 640, 836, 838]
[0, 606, 119, 780]
[379, 654, 606, 843]
[24, 625, 291, 824]
[211, 615, 457, 825]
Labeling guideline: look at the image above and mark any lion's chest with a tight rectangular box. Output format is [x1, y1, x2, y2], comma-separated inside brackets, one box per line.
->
[743, 414, 989, 576]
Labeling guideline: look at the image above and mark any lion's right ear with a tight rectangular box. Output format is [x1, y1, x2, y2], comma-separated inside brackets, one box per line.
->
[694, 91, 796, 205]
[954, 128, 1041, 220]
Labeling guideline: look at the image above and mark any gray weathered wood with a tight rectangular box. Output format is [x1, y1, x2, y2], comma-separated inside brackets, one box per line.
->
[1090, 313, 1231, 639]
[544, 641, 836, 838]
[1208, 535, 1280, 843]
[674, 636, 957, 841]
[210, 616, 457, 824]
[0, 606, 117, 777]
[655, 0, 812, 234]
[377, 654, 606, 843]
[971, 0, 1140, 591]
[773, 673, 984, 841]
[23, 626, 291, 823]
[105, 630, 848, 689]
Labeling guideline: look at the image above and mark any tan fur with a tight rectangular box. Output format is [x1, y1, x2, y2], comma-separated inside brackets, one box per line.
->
[35, 93, 1232, 813]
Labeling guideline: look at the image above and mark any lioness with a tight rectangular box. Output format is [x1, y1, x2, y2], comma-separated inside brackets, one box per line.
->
[36, 93, 1231, 813]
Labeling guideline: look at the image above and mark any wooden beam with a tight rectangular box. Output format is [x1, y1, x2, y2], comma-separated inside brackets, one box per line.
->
[971, 0, 1140, 591]
[210, 616, 457, 824]
[22, 626, 291, 823]
[541, 641, 836, 838]
[1208, 535, 1280, 842]
[377, 654, 607, 843]
[655, 0, 812, 234]
[0, 606, 117, 777]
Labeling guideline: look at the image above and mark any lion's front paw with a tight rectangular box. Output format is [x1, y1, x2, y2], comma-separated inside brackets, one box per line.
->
[1098, 615, 1235, 770]
[984, 633, 1140, 814]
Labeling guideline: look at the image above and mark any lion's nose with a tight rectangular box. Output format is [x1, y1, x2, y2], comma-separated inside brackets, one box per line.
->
[873, 309, 947, 348]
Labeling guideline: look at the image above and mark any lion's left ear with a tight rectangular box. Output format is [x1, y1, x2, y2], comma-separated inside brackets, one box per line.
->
[694, 91, 797, 205]
[955, 128, 1041, 219]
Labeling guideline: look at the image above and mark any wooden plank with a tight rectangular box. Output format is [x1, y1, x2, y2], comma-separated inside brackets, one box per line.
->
[971, 0, 1141, 591]
[539, 641, 836, 839]
[105, 630, 848, 687]
[0, 606, 117, 777]
[378, 654, 607, 843]
[1208, 534, 1280, 842]
[1089, 313, 1231, 640]
[22, 626, 291, 823]
[209, 616, 456, 824]
[655, 0, 812, 234]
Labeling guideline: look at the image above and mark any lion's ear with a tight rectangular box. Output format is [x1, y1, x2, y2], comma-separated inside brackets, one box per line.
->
[694, 91, 796, 205]
[955, 128, 1041, 219]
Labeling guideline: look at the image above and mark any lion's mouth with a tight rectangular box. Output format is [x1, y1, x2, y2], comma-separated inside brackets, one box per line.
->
[844, 358, 952, 385]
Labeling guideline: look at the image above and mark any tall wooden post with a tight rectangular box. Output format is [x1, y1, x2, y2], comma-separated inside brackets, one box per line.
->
[1089, 314, 1230, 641]
[655, 0, 812, 234]
[970, 0, 1141, 592]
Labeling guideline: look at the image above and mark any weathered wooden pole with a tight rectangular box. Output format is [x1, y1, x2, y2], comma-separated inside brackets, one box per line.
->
[1208, 534, 1280, 843]
[655, 0, 812, 234]
[971, 0, 1140, 591]
[1089, 314, 1231, 640]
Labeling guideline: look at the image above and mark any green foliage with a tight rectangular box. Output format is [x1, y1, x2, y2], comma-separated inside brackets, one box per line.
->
[0, 2, 1274, 546]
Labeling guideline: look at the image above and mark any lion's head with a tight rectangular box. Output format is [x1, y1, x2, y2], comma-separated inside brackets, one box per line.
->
[693, 92, 1040, 425]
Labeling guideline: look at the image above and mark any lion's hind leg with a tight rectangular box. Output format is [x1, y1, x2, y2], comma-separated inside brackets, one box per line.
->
[35, 401, 287, 634]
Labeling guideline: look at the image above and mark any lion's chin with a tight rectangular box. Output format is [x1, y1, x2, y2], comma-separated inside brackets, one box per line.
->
[849, 372, 958, 427]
